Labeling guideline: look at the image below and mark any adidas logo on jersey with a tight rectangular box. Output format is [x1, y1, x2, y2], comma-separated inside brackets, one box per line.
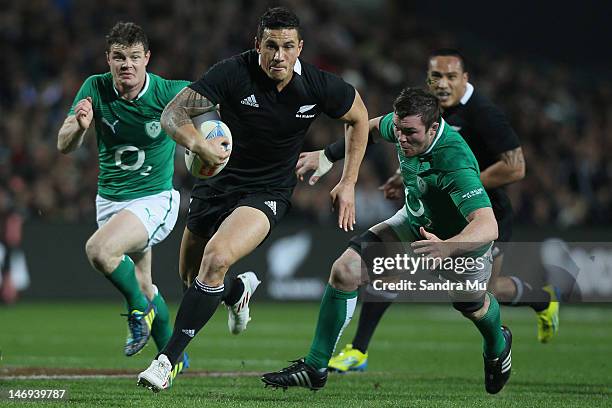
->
[264, 200, 277, 216]
[182, 329, 195, 338]
[241, 94, 259, 108]
[296, 104, 316, 118]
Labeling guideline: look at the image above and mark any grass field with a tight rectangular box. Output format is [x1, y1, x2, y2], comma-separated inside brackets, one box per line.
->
[1, 301, 611, 407]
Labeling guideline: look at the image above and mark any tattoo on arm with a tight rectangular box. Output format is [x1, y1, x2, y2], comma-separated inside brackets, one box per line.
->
[161, 87, 216, 136]
[500, 147, 524, 168]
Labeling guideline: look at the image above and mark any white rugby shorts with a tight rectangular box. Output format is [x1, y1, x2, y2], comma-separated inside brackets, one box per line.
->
[95, 189, 180, 250]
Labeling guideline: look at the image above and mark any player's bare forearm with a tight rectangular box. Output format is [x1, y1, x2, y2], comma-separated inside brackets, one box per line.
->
[339, 91, 369, 184]
[57, 115, 87, 154]
[160, 87, 218, 150]
[445, 207, 498, 255]
[480, 147, 525, 188]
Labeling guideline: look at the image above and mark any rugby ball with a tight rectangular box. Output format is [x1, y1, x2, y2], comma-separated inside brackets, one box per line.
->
[185, 120, 232, 179]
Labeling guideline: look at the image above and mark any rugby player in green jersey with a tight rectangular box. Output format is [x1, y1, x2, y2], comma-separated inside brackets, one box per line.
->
[57, 22, 189, 376]
[263, 88, 512, 394]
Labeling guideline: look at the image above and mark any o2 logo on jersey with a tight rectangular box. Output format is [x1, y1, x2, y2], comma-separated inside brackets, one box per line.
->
[115, 145, 152, 176]
[145, 121, 162, 138]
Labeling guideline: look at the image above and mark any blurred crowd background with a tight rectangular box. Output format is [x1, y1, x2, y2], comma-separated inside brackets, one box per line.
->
[1, 0, 610, 229]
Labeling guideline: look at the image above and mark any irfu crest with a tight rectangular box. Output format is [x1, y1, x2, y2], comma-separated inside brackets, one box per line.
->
[145, 121, 162, 138]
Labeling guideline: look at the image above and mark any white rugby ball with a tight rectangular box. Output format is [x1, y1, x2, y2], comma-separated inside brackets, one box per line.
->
[185, 119, 232, 179]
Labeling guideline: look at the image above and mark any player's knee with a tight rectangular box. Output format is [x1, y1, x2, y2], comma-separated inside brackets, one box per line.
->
[452, 294, 488, 320]
[200, 247, 232, 283]
[330, 257, 361, 291]
[452, 299, 485, 319]
[85, 237, 114, 274]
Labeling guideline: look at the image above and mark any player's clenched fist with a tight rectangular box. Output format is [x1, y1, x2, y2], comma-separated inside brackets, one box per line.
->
[74, 96, 94, 130]
[194, 136, 231, 167]
[295, 150, 333, 185]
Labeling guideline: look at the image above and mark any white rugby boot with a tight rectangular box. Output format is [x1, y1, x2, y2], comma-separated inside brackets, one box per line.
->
[227, 271, 261, 335]
[137, 354, 172, 392]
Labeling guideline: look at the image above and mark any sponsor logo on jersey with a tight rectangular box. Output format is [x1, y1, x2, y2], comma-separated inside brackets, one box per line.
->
[451, 125, 462, 131]
[240, 94, 259, 108]
[264, 200, 277, 216]
[102, 117, 119, 134]
[296, 104, 316, 118]
[461, 187, 484, 199]
[145, 121, 162, 138]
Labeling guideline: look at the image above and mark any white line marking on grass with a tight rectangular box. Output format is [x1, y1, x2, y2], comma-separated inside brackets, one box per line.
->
[0, 371, 262, 380]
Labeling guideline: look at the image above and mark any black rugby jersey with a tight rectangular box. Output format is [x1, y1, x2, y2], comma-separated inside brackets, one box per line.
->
[442, 83, 520, 218]
[189, 49, 355, 197]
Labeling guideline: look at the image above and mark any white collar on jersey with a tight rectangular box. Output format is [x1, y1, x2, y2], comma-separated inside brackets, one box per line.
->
[423, 118, 446, 155]
[258, 55, 302, 75]
[460, 82, 474, 105]
[113, 73, 150, 100]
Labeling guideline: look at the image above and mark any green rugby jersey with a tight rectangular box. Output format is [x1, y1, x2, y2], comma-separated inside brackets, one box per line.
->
[69, 72, 189, 201]
[379, 113, 492, 253]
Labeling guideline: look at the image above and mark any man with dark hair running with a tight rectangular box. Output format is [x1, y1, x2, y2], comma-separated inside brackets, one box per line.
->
[137, 7, 368, 392]
[298, 48, 558, 374]
[263, 87, 512, 394]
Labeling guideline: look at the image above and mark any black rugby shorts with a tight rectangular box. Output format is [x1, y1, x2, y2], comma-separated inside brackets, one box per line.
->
[186, 188, 291, 241]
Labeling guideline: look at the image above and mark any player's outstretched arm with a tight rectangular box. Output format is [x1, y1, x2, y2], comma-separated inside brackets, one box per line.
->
[480, 146, 525, 188]
[330, 90, 369, 231]
[296, 115, 382, 185]
[160, 87, 228, 167]
[57, 97, 93, 154]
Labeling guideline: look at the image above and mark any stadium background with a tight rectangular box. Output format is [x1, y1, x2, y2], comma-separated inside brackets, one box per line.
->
[0, 1, 610, 407]
[1, 0, 611, 300]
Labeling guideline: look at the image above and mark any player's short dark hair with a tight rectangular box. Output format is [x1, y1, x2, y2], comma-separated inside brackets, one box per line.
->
[393, 88, 440, 131]
[106, 22, 149, 52]
[429, 48, 467, 72]
[257, 7, 301, 40]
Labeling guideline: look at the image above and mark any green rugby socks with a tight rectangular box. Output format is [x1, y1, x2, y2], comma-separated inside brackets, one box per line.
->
[472, 293, 506, 359]
[150, 285, 173, 351]
[305, 284, 358, 370]
[106, 255, 149, 312]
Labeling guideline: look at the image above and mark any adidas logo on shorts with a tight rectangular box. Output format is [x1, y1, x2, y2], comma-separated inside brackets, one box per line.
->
[264, 200, 277, 216]
[182, 329, 195, 338]
[240, 94, 259, 108]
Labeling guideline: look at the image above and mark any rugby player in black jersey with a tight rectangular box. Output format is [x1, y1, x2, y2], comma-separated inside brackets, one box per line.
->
[136, 7, 368, 392]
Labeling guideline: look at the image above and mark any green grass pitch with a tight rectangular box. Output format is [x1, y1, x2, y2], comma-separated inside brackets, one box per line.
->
[1, 302, 610, 407]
